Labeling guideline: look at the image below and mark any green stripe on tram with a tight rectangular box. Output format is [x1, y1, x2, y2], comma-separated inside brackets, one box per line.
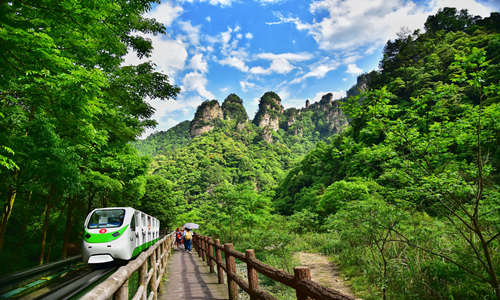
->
[84, 225, 129, 243]
[132, 238, 160, 257]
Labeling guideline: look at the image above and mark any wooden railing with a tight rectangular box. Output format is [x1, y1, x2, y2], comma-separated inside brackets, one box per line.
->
[193, 234, 354, 300]
[81, 233, 175, 300]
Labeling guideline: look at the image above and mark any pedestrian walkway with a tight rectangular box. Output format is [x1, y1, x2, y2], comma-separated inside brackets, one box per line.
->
[160, 248, 229, 300]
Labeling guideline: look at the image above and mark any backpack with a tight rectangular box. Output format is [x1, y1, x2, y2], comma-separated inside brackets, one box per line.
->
[185, 231, 192, 240]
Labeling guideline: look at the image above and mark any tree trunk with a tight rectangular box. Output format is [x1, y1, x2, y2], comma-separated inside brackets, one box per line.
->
[39, 186, 54, 265]
[0, 173, 18, 251]
[87, 190, 95, 213]
[62, 197, 75, 258]
[46, 201, 66, 263]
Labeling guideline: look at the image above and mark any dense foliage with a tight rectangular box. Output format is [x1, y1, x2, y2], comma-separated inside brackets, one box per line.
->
[134, 121, 191, 157]
[274, 8, 500, 299]
[222, 93, 248, 123]
[0, 0, 179, 272]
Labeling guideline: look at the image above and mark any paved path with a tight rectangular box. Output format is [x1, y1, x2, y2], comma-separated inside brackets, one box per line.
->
[160, 248, 229, 300]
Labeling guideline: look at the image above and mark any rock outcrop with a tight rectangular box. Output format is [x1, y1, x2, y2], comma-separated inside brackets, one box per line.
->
[253, 91, 283, 132]
[190, 100, 223, 137]
[282, 92, 348, 137]
[221, 93, 248, 123]
[347, 72, 372, 97]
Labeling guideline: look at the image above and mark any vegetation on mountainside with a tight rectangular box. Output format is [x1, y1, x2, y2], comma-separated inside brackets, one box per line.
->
[134, 121, 191, 157]
[222, 93, 249, 123]
[0, 0, 178, 272]
[273, 8, 500, 299]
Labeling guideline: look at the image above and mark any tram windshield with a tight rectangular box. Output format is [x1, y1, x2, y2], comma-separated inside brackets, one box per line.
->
[88, 209, 125, 229]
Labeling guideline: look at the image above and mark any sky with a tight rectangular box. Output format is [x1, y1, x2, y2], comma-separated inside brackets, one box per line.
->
[123, 0, 500, 138]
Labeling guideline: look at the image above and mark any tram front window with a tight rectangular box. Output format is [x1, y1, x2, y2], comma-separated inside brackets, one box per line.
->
[88, 209, 125, 229]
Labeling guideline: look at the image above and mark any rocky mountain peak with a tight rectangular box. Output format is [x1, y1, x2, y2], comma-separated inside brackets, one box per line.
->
[190, 100, 223, 137]
[221, 93, 248, 123]
[253, 91, 284, 131]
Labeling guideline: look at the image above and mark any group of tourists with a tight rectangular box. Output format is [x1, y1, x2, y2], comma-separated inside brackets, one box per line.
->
[175, 227, 193, 253]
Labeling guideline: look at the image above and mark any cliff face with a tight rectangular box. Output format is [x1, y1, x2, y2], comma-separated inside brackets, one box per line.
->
[281, 93, 348, 138]
[347, 72, 372, 97]
[253, 91, 284, 132]
[190, 100, 223, 137]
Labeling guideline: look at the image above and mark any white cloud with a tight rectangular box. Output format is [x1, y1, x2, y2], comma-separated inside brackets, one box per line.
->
[268, 0, 495, 51]
[249, 66, 269, 75]
[189, 53, 208, 73]
[346, 63, 363, 75]
[290, 58, 340, 84]
[249, 52, 313, 75]
[240, 81, 256, 92]
[245, 32, 253, 39]
[182, 72, 215, 99]
[219, 56, 249, 72]
[180, 0, 234, 7]
[206, 16, 212, 22]
[236, 33, 243, 39]
[221, 27, 232, 45]
[178, 21, 201, 46]
[147, 1, 183, 27]
[123, 35, 187, 78]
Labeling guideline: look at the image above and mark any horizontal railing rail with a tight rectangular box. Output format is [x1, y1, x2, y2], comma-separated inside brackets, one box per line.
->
[193, 234, 354, 300]
[81, 232, 175, 300]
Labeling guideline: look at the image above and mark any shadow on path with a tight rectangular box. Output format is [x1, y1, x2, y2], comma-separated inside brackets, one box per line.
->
[161, 249, 228, 300]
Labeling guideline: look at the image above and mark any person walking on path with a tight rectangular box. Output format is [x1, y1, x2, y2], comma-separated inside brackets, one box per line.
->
[175, 227, 183, 249]
[183, 228, 193, 253]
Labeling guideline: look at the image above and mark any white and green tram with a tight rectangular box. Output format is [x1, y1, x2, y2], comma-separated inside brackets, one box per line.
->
[82, 207, 160, 264]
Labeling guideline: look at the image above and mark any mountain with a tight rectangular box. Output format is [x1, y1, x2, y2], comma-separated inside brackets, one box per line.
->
[134, 88, 351, 203]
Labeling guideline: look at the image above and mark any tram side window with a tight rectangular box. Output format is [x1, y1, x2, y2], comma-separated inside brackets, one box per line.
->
[131, 214, 135, 231]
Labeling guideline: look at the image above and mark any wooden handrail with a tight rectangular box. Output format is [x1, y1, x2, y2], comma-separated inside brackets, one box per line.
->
[193, 234, 354, 300]
[81, 233, 175, 300]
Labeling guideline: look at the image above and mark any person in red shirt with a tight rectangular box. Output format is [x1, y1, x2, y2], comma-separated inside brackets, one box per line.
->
[175, 227, 183, 249]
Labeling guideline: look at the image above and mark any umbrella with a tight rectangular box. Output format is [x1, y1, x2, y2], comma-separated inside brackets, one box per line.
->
[183, 223, 199, 230]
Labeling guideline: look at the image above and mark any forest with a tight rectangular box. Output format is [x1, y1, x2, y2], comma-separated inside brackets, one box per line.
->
[1, 2, 499, 300]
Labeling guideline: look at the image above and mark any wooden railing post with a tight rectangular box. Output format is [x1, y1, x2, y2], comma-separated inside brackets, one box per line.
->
[115, 279, 128, 300]
[294, 266, 312, 300]
[163, 239, 168, 265]
[193, 235, 197, 253]
[208, 238, 214, 273]
[246, 249, 259, 300]
[201, 236, 206, 262]
[150, 248, 157, 300]
[140, 259, 148, 300]
[215, 239, 224, 284]
[224, 243, 238, 300]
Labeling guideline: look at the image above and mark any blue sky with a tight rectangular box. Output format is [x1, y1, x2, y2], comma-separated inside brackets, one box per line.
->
[123, 0, 500, 137]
